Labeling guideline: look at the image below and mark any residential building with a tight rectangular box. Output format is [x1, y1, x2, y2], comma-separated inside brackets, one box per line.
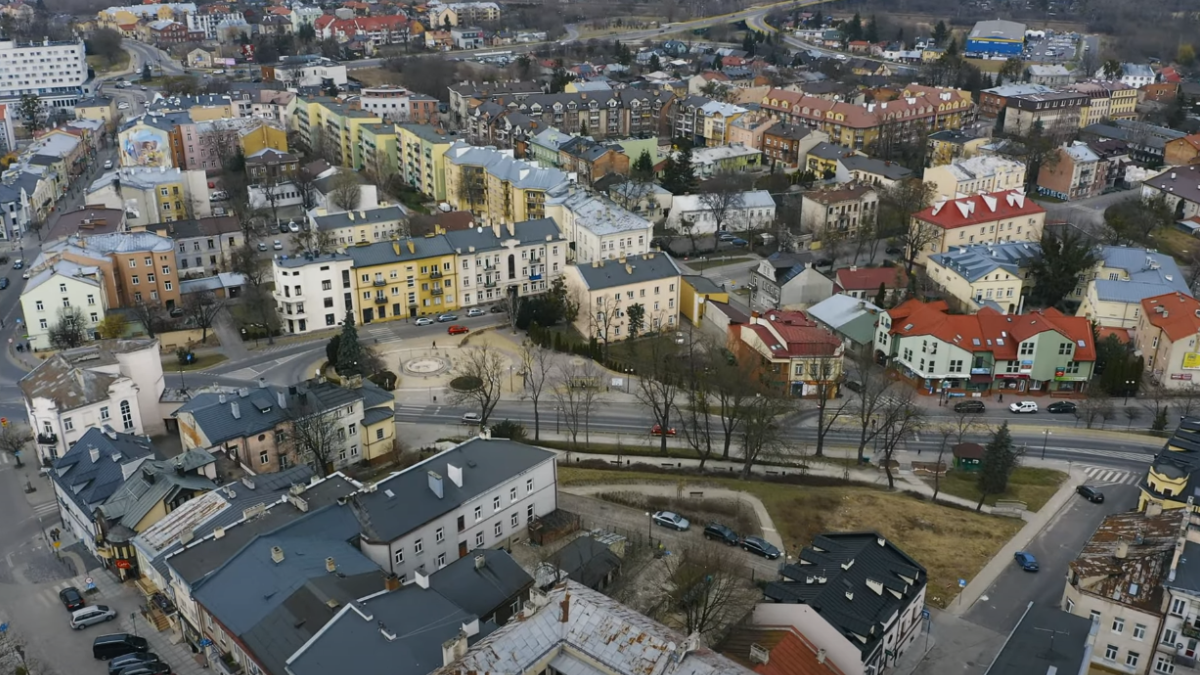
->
[33, 231, 182, 310]
[1083, 121, 1186, 166]
[679, 275, 729, 325]
[908, 189, 1046, 266]
[1066, 81, 1139, 124]
[731, 310, 843, 396]
[805, 141, 861, 177]
[925, 241, 1045, 313]
[877, 300, 1096, 395]
[309, 205, 409, 247]
[447, 80, 542, 129]
[360, 123, 398, 178]
[805, 294, 884, 350]
[316, 15, 413, 47]
[665, 190, 777, 235]
[544, 188, 653, 263]
[272, 252, 356, 335]
[749, 253, 834, 312]
[835, 266, 908, 303]
[396, 124, 456, 201]
[118, 114, 185, 169]
[20, 260, 108, 350]
[148, 19, 189, 45]
[983, 605, 1096, 675]
[1140, 418, 1200, 512]
[923, 156, 1028, 200]
[346, 238, 458, 323]
[186, 11, 240, 40]
[671, 98, 748, 147]
[148, 216, 243, 278]
[265, 55, 348, 88]
[978, 84, 1056, 119]
[557, 136, 630, 186]
[761, 122, 826, 169]
[965, 19, 1025, 56]
[470, 89, 673, 147]
[762, 532, 927, 675]
[359, 85, 438, 124]
[85, 166, 211, 227]
[727, 112, 776, 155]
[927, 129, 988, 167]
[50, 427, 155, 559]
[799, 183, 878, 235]
[1061, 509, 1182, 675]
[1094, 63, 1157, 89]
[443, 142, 568, 226]
[245, 148, 299, 185]
[1143, 166, 1200, 221]
[98, 3, 196, 26]
[0, 38, 89, 113]
[20, 339, 165, 462]
[1156, 520, 1200, 675]
[1135, 292, 1200, 389]
[688, 143, 762, 177]
[1003, 91, 1091, 138]
[1077, 246, 1190, 329]
[835, 156, 913, 188]
[563, 252, 682, 341]
[74, 97, 119, 130]
[450, 26, 484, 50]
[1037, 143, 1108, 201]
[354, 437, 557, 581]
[1026, 64, 1073, 86]
[1165, 134, 1200, 167]
[445, 218, 567, 309]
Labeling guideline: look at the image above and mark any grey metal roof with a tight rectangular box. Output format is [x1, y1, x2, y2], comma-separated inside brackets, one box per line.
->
[682, 275, 724, 295]
[839, 155, 914, 181]
[344, 237, 456, 268]
[52, 427, 155, 517]
[175, 388, 292, 446]
[353, 438, 555, 543]
[571, 253, 680, 291]
[1094, 245, 1190, 301]
[808, 141, 857, 161]
[443, 218, 563, 254]
[547, 536, 622, 589]
[427, 549, 532, 620]
[983, 605, 1093, 675]
[312, 206, 409, 233]
[1167, 540, 1200, 593]
[96, 451, 218, 532]
[806, 294, 882, 333]
[275, 252, 354, 269]
[362, 407, 394, 427]
[928, 241, 1041, 283]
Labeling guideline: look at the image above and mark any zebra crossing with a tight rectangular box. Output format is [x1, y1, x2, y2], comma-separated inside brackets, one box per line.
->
[31, 499, 60, 520]
[1079, 465, 1143, 486]
[29, 579, 85, 609]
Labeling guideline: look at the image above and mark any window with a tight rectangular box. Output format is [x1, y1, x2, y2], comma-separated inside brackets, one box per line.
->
[1090, 610, 1102, 623]
[1171, 598, 1187, 616]
[414, 539, 423, 554]
[120, 400, 133, 430]
[131, 275, 139, 285]
[511, 512, 518, 527]
[948, 359, 963, 373]
[474, 506, 482, 522]
[393, 548, 403, 564]
[527, 504, 535, 523]
[1133, 624, 1146, 640]
[493, 496, 501, 511]
[1157, 656, 1177, 674]
[100, 406, 109, 420]
[1019, 341, 1034, 355]
[129, 259, 136, 268]
[376, 428, 384, 440]
[260, 450, 269, 465]
[494, 522, 502, 537]
[63, 418, 74, 431]
[510, 487, 517, 502]
[35, 300, 42, 311]
[1058, 342, 1072, 355]
[144, 257, 152, 266]
[526, 478, 533, 493]
[1126, 652, 1140, 668]
[437, 553, 446, 568]
[38, 318, 47, 329]
[1112, 617, 1124, 634]
[1104, 645, 1118, 661]
[1162, 628, 1179, 646]
[162, 265, 170, 275]
[475, 532, 484, 547]
[165, 281, 172, 291]
[435, 527, 444, 543]
[1065, 598, 1074, 613]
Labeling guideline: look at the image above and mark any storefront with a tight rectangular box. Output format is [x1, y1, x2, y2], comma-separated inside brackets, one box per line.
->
[995, 373, 1029, 393]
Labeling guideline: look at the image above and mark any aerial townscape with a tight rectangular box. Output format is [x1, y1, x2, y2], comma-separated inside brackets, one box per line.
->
[3, 0, 1200, 674]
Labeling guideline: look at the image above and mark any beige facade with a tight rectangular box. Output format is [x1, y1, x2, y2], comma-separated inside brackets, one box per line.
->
[1135, 292, 1200, 389]
[909, 190, 1046, 267]
[923, 156, 1027, 200]
[562, 253, 681, 343]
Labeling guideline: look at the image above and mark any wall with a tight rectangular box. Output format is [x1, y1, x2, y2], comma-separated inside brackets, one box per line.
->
[1062, 583, 1159, 675]
[157, 328, 216, 351]
[26, 385, 143, 463]
[748, 604, 864, 675]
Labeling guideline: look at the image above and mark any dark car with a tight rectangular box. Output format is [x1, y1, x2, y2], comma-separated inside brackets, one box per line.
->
[93, 634, 149, 660]
[703, 523, 739, 545]
[0, 277, 10, 290]
[1014, 551, 1039, 572]
[814, 258, 833, 268]
[844, 380, 863, 393]
[489, 305, 504, 313]
[116, 662, 171, 675]
[59, 586, 85, 611]
[741, 536, 782, 560]
[885, 246, 903, 255]
[109, 653, 160, 675]
[1077, 485, 1105, 503]
[1047, 401, 1077, 414]
[954, 400, 985, 413]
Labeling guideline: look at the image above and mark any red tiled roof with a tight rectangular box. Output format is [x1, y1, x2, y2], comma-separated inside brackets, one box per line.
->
[836, 266, 907, 292]
[1097, 326, 1132, 344]
[888, 301, 1095, 361]
[913, 189, 1045, 230]
[1142, 292, 1200, 342]
[743, 310, 842, 358]
[721, 626, 844, 675]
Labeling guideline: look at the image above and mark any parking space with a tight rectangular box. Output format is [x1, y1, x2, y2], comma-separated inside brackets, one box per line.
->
[1022, 30, 1083, 63]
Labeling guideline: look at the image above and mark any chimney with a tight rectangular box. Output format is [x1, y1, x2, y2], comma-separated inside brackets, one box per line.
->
[428, 470, 444, 498]
[560, 591, 571, 623]
[271, 546, 285, 563]
[1116, 540, 1129, 559]
[440, 630, 468, 666]
[325, 556, 337, 573]
[474, 553, 486, 570]
[415, 570, 430, 589]
[258, 377, 267, 389]
[817, 649, 827, 665]
[383, 572, 401, 591]
[277, 391, 287, 409]
[231, 401, 241, 419]
[447, 464, 463, 487]
[88, 446, 100, 463]
[218, 392, 227, 404]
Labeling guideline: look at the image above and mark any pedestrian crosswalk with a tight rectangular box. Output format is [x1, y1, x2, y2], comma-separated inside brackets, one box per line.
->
[30, 579, 83, 609]
[1080, 465, 1143, 486]
[32, 500, 60, 520]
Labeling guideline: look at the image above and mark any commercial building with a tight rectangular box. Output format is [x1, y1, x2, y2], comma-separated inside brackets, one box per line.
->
[563, 252, 682, 341]
[0, 38, 90, 114]
[272, 252, 356, 335]
[923, 155, 1027, 200]
[908, 189, 1046, 267]
[265, 55, 348, 88]
[1134, 292, 1200, 389]
[1002, 91, 1091, 138]
[965, 19, 1025, 56]
[346, 238, 458, 323]
[545, 189, 653, 264]
[359, 85, 438, 124]
[731, 310, 843, 396]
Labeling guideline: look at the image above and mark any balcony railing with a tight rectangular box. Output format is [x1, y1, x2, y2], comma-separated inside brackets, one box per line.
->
[431, 288, 444, 296]
[530, 273, 543, 281]
[374, 296, 388, 305]
[430, 269, 443, 279]
[373, 278, 387, 287]
[37, 432, 57, 445]
[484, 280, 497, 288]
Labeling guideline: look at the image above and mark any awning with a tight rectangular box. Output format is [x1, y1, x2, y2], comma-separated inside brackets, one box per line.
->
[970, 374, 993, 383]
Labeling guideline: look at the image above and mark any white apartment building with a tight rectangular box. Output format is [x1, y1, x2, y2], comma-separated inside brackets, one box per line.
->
[271, 55, 348, 88]
[20, 260, 108, 350]
[0, 38, 91, 113]
[356, 437, 558, 583]
[923, 155, 1028, 200]
[358, 85, 423, 122]
[563, 252, 682, 342]
[665, 190, 777, 235]
[272, 252, 356, 335]
[446, 218, 567, 309]
[20, 338, 164, 462]
[186, 12, 238, 40]
[545, 188, 653, 264]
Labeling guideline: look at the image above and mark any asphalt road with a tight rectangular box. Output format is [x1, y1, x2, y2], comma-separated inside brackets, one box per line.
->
[963, 483, 1139, 633]
[1037, 189, 1140, 231]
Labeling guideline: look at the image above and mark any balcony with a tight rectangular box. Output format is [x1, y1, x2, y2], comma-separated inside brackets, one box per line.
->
[1183, 622, 1200, 640]
[484, 279, 497, 288]
[530, 273, 543, 281]
[431, 288, 444, 296]
[374, 296, 388, 305]
[37, 432, 57, 445]
[430, 269, 443, 279]
[373, 278, 387, 287]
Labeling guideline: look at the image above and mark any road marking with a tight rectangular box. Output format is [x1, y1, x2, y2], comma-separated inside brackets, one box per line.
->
[1080, 465, 1142, 486]
[32, 501, 59, 518]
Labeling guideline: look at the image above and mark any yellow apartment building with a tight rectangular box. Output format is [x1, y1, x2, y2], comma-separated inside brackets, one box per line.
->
[443, 141, 568, 226]
[345, 237, 459, 322]
[360, 123, 397, 178]
[397, 123, 454, 201]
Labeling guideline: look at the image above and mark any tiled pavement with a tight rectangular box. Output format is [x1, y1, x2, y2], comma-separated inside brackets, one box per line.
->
[86, 572, 209, 675]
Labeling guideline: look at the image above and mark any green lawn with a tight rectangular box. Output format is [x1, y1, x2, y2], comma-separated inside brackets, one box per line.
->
[1150, 226, 1198, 264]
[927, 466, 1068, 512]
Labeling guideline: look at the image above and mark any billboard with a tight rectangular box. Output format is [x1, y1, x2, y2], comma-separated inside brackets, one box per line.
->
[1184, 353, 1200, 370]
[119, 125, 171, 168]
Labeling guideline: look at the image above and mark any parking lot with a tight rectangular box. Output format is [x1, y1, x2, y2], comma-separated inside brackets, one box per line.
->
[1023, 30, 1082, 63]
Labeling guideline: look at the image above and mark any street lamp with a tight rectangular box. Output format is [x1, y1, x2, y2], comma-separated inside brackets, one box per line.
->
[1041, 429, 1051, 460]
[1124, 379, 1136, 405]
[645, 511, 652, 544]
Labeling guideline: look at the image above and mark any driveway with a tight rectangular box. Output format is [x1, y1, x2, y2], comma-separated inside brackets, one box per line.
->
[1037, 190, 1139, 230]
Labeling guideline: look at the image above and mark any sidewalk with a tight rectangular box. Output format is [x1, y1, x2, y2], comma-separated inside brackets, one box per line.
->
[211, 307, 250, 362]
[90, 570, 208, 675]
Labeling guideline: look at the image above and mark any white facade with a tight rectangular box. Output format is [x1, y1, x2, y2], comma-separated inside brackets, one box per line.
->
[290, 5, 325, 32]
[273, 58, 348, 88]
[272, 252, 356, 334]
[545, 189, 653, 264]
[186, 12, 238, 40]
[359, 86, 419, 122]
[20, 262, 107, 350]
[27, 381, 143, 462]
[449, 222, 568, 309]
[665, 190, 777, 235]
[0, 39, 89, 112]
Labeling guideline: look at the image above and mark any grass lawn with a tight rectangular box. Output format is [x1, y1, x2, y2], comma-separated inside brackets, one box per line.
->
[1149, 226, 1198, 264]
[558, 466, 1024, 608]
[926, 466, 1068, 512]
[88, 52, 130, 73]
[686, 256, 754, 271]
[164, 353, 228, 371]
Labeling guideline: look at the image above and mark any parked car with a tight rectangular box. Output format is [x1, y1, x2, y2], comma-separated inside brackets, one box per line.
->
[843, 380, 863, 393]
[288, 222, 301, 233]
[0, 277, 9, 290]
[447, 325, 469, 335]
[117, 102, 129, 110]
[1014, 551, 1039, 572]
[12, 259, 22, 269]
[885, 246, 903, 255]
[436, 313, 458, 322]
[257, 241, 268, 251]
[272, 240, 283, 251]
[466, 307, 485, 317]
[115, 662, 171, 675]
[717, 233, 735, 242]
[108, 653, 161, 675]
[1076, 485, 1105, 503]
[209, 191, 228, 201]
[954, 400, 985, 413]
[1047, 401, 1077, 414]
[703, 522, 739, 545]
[1009, 401, 1038, 414]
[650, 424, 676, 436]
[59, 586, 85, 611]
[104, 160, 114, 169]
[93, 634, 150, 661]
[489, 305, 504, 313]
[652, 511, 690, 531]
[71, 605, 117, 630]
[741, 536, 782, 559]
[414, 317, 434, 326]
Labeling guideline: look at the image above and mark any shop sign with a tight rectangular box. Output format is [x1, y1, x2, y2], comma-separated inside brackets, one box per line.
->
[1172, 373, 1195, 381]
[969, 367, 991, 375]
[114, 559, 132, 569]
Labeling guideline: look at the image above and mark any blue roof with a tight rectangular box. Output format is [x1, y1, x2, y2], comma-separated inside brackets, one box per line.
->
[928, 242, 1041, 283]
[52, 427, 155, 517]
[1094, 246, 1190, 301]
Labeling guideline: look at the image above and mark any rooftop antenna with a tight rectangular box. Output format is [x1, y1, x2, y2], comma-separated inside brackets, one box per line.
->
[1032, 626, 1072, 662]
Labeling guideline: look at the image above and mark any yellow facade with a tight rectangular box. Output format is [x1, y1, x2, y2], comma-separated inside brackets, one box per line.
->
[445, 159, 556, 226]
[348, 239, 459, 323]
[927, 134, 989, 167]
[239, 123, 288, 158]
[396, 124, 452, 201]
[153, 177, 188, 222]
[1079, 97, 1111, 128]
[1109, 88, 1138, 120]
[76, 99, 118, 129]
[344, 112, 383, 169]
[360, 124, 397, 177]
[187, 102, 235, 121]
[679, 276, 728, 325]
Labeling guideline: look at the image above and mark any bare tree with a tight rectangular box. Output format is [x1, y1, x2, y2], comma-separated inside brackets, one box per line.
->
[287, 394, 340, 477]
[329, 169, 363, 211]
[49, 306, 89, 348]
[295, 226, 335, 255]
[519, 338, 552, 440]
[182, 291, 223, 344]
[697, 171, 750, 234]
[449, 344, 506, 425]
[231, 244, 279, 344]
[661, 541, 758, 641]
[260, 181, 286, 230]
[849, 349, 893, 464]
[0, 422, 33, 467]
[1078, 394, 1114, 429]
[874, 388, 925, 489]
[633, 337, 684, 456]
[738, 391, 792, 478]
[810, 356, 850, 458]
[294, 168, 320, 211]
[553, 360, 603, 451]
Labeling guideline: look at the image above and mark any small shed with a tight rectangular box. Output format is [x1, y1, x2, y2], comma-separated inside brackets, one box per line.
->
[952, 442, 985, 471]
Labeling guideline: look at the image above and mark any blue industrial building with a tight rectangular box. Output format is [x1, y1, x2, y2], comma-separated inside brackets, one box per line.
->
[965, 19, 1026, 56]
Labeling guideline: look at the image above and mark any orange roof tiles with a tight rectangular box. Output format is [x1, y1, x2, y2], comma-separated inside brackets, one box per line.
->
[836, 266, 908, 292]
[744, 310, 842, 358]
[721, 626, 844, 675]
[1142, 292, 1200, 342]
[889, 301, 1095, 361]
[912, 189, 1045, 230]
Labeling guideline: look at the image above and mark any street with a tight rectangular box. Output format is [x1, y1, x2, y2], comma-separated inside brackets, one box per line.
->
[1037, 189, 1140, 231]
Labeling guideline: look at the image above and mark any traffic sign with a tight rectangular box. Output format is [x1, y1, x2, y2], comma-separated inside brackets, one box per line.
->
[1, 418, 8, 428]
[958, 578, 966, 588]
[0, 622, 8, 634]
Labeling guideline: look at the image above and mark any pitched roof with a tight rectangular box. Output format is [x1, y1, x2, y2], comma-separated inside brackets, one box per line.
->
[765, 533, 926, 659]
[886, 301, 1096, 361]
[427, 549, 533, 620]
[835, 266, 907, 292]
[838, 155, 913, 181]
[1067, 510, 1182, 612]
[719, 625, 843, 675]
[96, 451, 217, 532]
[743, 311, 842, 358]
[51, 427, 155, 516]
[19, 339, 158, 411]
[443, 218, 563, 254]
[913, 189, 1044, 230]
[312, 206, 409, 233]
[927, 241, 1040, 284]
[571, 252, 681, 291]
[343, 237, 455, 267]
[1142, 292, 1200, 342]
[1093, 245, 1190, 302]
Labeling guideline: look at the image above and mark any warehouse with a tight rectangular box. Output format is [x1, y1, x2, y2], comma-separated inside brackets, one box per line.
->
[966, 19, 1026, 56]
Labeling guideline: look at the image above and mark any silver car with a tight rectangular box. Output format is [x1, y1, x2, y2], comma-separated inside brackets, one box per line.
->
[70, 605, 117, 630]
[652, 511, 690, 531]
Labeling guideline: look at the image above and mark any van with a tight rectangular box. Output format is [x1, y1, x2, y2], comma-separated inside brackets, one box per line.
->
[70, 605, 116, 630]
[93, 634, 150, 660]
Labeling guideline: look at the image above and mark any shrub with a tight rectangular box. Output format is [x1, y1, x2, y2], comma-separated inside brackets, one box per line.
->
[490, 419, 527, 441]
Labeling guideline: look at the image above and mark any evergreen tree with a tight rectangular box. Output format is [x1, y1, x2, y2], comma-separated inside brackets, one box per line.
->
[335, 311, 366, 378]
[865, 15, 879, 43]
[742, 31, 755, 54]
[649, 54, 661, 71]
[933, 20, 948, 46]
[976, 423, 1019, 510]
[141, 63, 152, 82]
[945, 37, 959, 57]
[632, 149, 654, 181]
[661, 146, 697, 195]
[845, 13, 863, 41]
[874, 282, 886, 308]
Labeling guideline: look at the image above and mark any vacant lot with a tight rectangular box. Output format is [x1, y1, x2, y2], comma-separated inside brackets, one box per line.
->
[930, 467, 1068, 512]
[559, 466, 1024, 608]
[1149, 226, 1198, 265]
[350, 67, 404, 87]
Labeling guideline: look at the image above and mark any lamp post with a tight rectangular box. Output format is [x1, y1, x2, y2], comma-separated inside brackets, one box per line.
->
[644, 511, 652, 544]
[1041, 429, 1051, 460]
[1124, 379, 1136, 405]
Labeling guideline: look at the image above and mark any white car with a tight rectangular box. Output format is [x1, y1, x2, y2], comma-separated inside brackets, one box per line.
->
[461, 412, 482, 424]
[273, 240, 283, 250]
[117, 102, 130, 110]
[466, 307, 485, 317]
[103, 160, 113, 170]
[1009, 401, 1039, 414]
[652, 511, 690, 531]
[288, 222, 301, 233]
[414, 317, 434, 326]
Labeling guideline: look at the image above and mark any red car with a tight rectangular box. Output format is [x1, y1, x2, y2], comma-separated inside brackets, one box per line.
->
[447, 325, 470, 335]
[650, 425, 676, 436]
